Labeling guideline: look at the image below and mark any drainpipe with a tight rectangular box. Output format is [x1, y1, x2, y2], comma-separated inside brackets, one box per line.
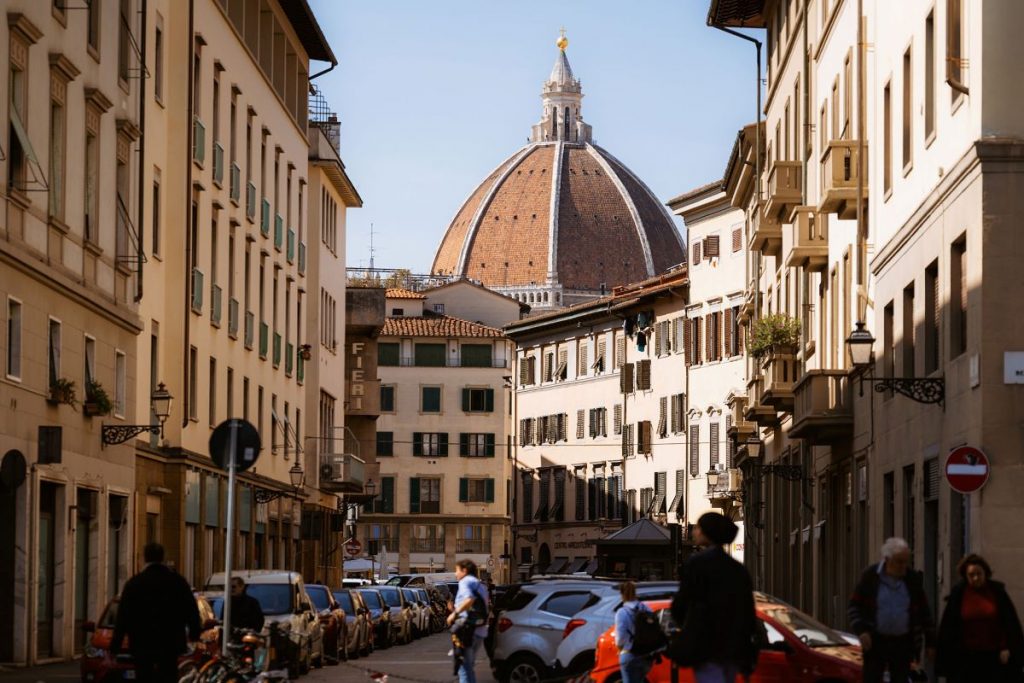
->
[134, 0, 147, 303]
[855, 0, 867, 323]
[183, 0, 194, 428]
[309, 60, 337, 82]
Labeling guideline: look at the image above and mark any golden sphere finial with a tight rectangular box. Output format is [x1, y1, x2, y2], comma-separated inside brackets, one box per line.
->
[556, 27, 568, 51]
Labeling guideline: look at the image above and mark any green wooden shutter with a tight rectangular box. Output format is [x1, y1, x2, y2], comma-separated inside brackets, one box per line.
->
[409, 477, 421, 513]
[381, 477, 395, 513]
[485, 433, 495, 457]
[485, 478, 495, 503]
[461, 388, 470, 412]
[485, 389, 494, 412]
[413, 432, 423, 456]
[459, 433, 469, 456]
[439, 432, 449, 456]
[459, 478, 468, 502]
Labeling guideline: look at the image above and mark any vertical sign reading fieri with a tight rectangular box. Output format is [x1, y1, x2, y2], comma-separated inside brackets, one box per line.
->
[349, 341, 366, 410]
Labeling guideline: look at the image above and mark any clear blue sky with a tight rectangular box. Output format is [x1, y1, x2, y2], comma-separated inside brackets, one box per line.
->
[309, 0, 759, 273]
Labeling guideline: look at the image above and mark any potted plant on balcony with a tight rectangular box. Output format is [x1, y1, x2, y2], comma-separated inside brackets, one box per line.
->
[48, 377, 78, 407]
[83, 380, 114, 417]
[749, 313, 801, 361]
[298, 343, 312, 361]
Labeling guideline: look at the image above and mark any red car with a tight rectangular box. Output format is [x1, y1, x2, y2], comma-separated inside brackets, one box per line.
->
[81, 594, 221, 683]
[589, 597, 862, 683]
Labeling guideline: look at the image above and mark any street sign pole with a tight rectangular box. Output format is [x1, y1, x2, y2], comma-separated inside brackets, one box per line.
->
[221, 421, 239, 655]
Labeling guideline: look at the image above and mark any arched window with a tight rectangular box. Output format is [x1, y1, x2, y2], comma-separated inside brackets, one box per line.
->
[543, 292, 549, 303]
[563, 107, 570, 140]
[551, 106, 557, 139]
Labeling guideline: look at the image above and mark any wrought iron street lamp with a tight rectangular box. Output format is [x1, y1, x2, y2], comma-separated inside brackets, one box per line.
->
[254, 463, 305, 504]
[745, 433, 762, 459]
[101, 382, 173, 447]
[845, 321, 945, 406]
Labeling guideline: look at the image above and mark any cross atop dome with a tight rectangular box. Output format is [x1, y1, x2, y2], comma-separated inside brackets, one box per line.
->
[531, 30, 592, 144]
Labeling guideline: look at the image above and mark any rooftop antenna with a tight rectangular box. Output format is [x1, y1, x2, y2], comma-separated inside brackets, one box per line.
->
[368, 222, 376, 274]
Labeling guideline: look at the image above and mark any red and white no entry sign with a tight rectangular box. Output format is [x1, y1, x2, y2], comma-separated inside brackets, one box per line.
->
[345, 539, 363, 557]
[945, 446, 990, 494]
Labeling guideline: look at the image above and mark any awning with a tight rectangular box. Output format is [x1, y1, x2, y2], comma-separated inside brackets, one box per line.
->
[648, 492, 665, 515]
[566, 558, 588, 574]
[668, 491, 684, 515]
[548, 499, 563, 521]
[546, 557, 569, 574]
[583, 559, 599, 575]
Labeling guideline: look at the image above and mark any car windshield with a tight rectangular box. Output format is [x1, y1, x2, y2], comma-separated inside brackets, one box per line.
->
[334, 593, 353, 613]
[384, 577, 404, 586]
[360, 592, 382, 609]
[307, 586, 331, 611]
[380, 588, 403, 607]
[208, 596, 224, 619]
[762, 604, 848, 647]
[246, 584, 293, 615]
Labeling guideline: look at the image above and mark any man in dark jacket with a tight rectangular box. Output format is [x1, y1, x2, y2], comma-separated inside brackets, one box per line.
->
[112, 543, 201, 683]
[848, 537, 936, 683]
[230, 577, 265, 634]
[670, 512, 759, 682]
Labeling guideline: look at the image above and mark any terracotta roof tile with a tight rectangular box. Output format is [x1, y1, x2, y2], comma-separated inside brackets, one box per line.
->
[382, 313, 504, 338]
[386, 288, 427, 299]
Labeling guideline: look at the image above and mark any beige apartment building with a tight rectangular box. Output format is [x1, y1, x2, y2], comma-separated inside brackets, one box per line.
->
[357, 285, 518, 580]
[506, 268, 690, 581]
[132, 0, 346, 590]
[707, 0, 1024, 627]
[0, 0, 145, 664]
[667, 176, 750, 563]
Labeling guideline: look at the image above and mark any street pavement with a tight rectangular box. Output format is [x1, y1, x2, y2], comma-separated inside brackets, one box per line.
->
[312, 632, 496, 683]
[0, 660, 79, 683]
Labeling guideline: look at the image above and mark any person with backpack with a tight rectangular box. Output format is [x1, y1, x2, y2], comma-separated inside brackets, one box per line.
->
[669, 512, 759, 683]
[615, 581, 661, 683]
[447, 559, 489, 683]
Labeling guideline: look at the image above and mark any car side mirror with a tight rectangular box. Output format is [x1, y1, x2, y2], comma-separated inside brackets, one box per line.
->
[82, 621, 96, 633]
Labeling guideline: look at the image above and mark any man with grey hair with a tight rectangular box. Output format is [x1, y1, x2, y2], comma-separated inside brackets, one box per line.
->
[848, 537, 936, 683]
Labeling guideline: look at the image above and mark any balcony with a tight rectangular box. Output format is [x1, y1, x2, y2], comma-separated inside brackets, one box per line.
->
[745, 377, 779, 427]
[761, 346, 798, 413]
[229, 163, 241, 204]
[261, 199, 271, 236]
[287, 228, 295, 263]
[708, 468, 742, 505]
[274, 214, 283, 250]
[244, 311, 255, 349]
[213, 142, 224, 186]
[394, 355, 510, 368]
[410, 539, 444, 553]
[319, 453, 365, 494]
[228, 297, 239, 338]
[192, 116, 205, 165]
[785, 207, 828, 273]
[456, 539, 489, 553]
[820, 139, 868, 220]
[246, 182, 257, 222]
[750, 201, 782, 257]
[210, 284, 222, 326]
[347, 379, 381, 417]
[737, 287, 755, 325]
[726, 395, 756, 443]
[765, 160, 802, 222]
[298, 242, 306, 275]
[790, 370, 854, 444]
[191, 268, 204, 313]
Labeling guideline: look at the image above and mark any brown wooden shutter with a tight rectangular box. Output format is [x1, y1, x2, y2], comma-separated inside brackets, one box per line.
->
[620, 362, 634, 393]
[725, 415, 734, 468]
[542, 351, 552, 382]
[732, 227, 742, 252]
[658, 397, 668, 437]
[578, 342, 588, 376]
[704, 235, 720, 258]
[637, 359, 651, 391]
[597, 339, 606, 371]
[724, 308, 734, 356]
[640, 421, 653, 454]
[709, 422, 720, 467]
[683, 317, 692, 366]
[615, 336, 626, 368]
[692, 241, 701, 265]
[519, 359, 529, 385]
[689, 425, 700, 476]
[706, 316, 714, 362]
[576, 409, 585, 439]
[613, 404, 623, 434]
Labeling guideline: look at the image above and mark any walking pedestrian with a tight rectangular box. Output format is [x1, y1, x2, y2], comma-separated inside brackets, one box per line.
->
[229, 576, 265, 635]
[446, 559, 489, 683]
[937, 554, 1024, 683]
[111, 542, 201, 683]
[615, 581, 655, 683]
[848, 537, 936, 683]
[669, 512, 759, 683]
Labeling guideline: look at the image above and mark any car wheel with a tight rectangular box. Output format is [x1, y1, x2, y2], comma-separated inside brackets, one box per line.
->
[503, 654, 545, 683]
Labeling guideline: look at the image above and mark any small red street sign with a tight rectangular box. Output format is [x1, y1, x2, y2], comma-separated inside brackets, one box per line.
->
[945, 446, 990, 494]
[345, 539, 363, 557]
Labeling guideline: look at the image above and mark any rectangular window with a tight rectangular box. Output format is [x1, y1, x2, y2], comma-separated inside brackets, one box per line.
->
[188, 347, 198, 420]
[460, 478, 494, 504]
[461, 387, 494, 413]
[460, 343, 492, 367]
[118, 0, 131, 82]
[225, 367, 234, 418]
[114, 350, 126, 417]
[151, 170, 161, 257]
[377, 343, 399, 366]
[421, 386, 442, 413]
[84, 336, 96, 390]
[376, 431, 394, 457]
[883, 301, 895, 398]
[411, 478, 441, 514]
[87, 0, 100, 51]
[154, 18, 163, 102]
[688, 425, 699, 477]
[257, 385, 264, 441]
[208, 357, 217, 425]
[883, 81, 892, 194]
[380, 385, 395, 412]
[373, 479, 395, 514]
[84, 131, 99, 242]
[48, 319, 61, 387]
[844, 53, 852, 138]
[49, 97, 65, 219]
[902, 47, 913, 171]
[951, 237, 967, 357]
[460, 433, 496, 457]
[412, 432, 448, 457]
[6, 299, 22, 379]
[925, 260, 940, 374]
[414, 343, 446, 367]
[947, 0, 965, 102]
[903, 283, 915, 376]
[925, 12, 935, 139]
[903, 465, 916, 550]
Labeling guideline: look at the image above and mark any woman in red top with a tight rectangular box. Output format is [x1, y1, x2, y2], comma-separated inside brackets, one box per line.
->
[937, 554, 1024, 683]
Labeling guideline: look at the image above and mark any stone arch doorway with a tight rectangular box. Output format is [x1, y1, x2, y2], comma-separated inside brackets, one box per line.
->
[0, 449, 27, 661]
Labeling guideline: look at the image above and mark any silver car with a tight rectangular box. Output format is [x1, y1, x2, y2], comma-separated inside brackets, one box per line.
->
[490, 581, 612, 683]
[553, 582, 678, 677]
[377, 586, 414, 645]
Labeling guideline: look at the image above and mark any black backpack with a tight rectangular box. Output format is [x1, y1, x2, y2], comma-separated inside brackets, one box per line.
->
[630, 606, 667, 656]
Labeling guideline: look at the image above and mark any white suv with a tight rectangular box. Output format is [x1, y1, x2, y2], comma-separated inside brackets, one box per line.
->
[205, 570, 324, 676]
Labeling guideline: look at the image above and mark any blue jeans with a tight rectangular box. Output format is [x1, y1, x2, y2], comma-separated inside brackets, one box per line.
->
[458, 635, 481, 683]
[694, 662, 739, 683]
[619, 652, 652, 683]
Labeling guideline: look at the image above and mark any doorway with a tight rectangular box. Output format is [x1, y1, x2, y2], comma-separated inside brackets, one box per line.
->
[0, 450, 27, 662]
[37, 482, 60, 658]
